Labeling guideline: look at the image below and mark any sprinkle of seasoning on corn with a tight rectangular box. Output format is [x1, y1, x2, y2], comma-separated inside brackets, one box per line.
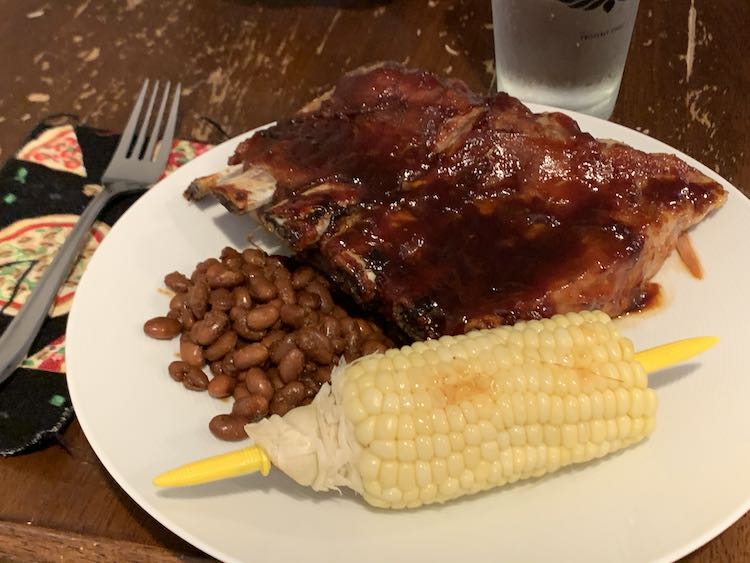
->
[244, 310, 657, 509]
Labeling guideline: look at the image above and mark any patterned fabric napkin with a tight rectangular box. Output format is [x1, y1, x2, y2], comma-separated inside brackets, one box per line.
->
[0, 116, 212, 455]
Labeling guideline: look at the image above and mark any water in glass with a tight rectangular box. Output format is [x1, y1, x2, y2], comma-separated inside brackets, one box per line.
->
[492, 0, 640, 119]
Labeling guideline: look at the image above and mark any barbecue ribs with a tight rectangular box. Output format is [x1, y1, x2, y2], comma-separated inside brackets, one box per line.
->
[186, 64, 727, 340]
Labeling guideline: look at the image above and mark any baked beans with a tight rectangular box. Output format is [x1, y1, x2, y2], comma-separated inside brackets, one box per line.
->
[144, 246, 393, 441]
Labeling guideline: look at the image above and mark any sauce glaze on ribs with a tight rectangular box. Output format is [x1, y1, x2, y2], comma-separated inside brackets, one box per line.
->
[186, 64, 727, 340]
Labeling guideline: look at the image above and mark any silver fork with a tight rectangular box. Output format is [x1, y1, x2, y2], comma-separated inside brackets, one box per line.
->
[0, 80, 180, 385]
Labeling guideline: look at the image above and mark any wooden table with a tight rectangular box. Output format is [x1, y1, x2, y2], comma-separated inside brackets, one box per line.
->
[0, 1, 748, 561]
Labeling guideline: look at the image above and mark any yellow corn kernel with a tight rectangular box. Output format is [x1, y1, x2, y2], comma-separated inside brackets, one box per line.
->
[397, 440, 417, 462]
[398, 463, 416, 492]
[360, 387, 383, 414]
[340, 311, 657, 509]
[526, 423, 543, 446]
[446, 405, 466, 432]
[355, 418, 376, 446]
[449, 432, 465, 452]
[478, 419, 497, 441]
[379, 461, 398, 488]
[415, 460, 432, 487]
[382, 392, 400, 414]
[415, 435, 434, 460]
[431, 409, 450, 434]
[509, 425, 526, 447]
[474, 460, 491, 483]
[464, 424, 482, 446]
[358, 450, 381, 481]
[488, 460, 504, 484]
[544, 424, 561, 447]
[344, 397, 368, 424]
[433, 434, 451, 458]
[419, 483, 438, 503]
[480, 441, 500, 461]
[374, 413, 397, 440]
[397, 414, 416, 440]
[430, 458, 448, 484]
[464, 446, 481, 469]
[375, 371, 395, 393]
[370, 440, 397, 461]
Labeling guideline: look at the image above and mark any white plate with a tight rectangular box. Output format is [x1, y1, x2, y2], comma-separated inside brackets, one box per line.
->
[67, 106, 750, 563]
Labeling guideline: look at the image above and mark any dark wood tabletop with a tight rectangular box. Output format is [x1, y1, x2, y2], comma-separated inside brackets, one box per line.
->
[1, 0, 748, 561]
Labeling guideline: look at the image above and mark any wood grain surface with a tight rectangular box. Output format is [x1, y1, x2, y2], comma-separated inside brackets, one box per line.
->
[0, 0, 748, 561]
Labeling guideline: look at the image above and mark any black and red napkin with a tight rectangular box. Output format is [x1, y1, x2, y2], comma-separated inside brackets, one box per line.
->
[0, 115, 212, 455]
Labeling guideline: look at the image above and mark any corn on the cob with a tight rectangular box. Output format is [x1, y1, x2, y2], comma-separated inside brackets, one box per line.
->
[245, 310, 657, 509]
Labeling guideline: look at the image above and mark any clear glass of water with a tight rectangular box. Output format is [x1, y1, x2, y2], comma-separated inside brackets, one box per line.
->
[491, 0, 640, 119]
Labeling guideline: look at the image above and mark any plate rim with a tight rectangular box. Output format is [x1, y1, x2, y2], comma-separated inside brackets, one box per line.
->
[66, 105, 750, 563]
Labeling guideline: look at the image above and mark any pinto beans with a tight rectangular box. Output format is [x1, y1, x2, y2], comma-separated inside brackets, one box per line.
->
[269, 334, 297, 365]
[280, 303, 306, 329]
[305, 281, 334, 313]
[196, 257, 220, 273]
[221, 352, 238, 376]
[143, 316, 181, 340]
[190, 311, 228, 346]
[182, 366, 209, 391]
[233, 343, 269, 370]
[209, 288, 234, 312]
[296, 290, 321, 311]
[233, 317, 266, 341]
[320, 315, 340, 339]
[244, 368, 275, 401]
[271, 382, 306, 416]
[267, 367, 285, 391]
[248, 276, 277, 302]
[221, 246, 243, 262]
[187, 280, 209, 319]
[275, 277, 296, 304]
[169, 292, 187, 312]
[361, 339, 389, 356]
[206, 262, 244, 288]
[246, 304, 279, 330]
[278, 347, 305, 383]
[295, 327, 334, 365]
[148, 245, 394, 442]
[242, 248, 266, 267]
[291, 266, 316, 289]
[204, 330, 237, 361]
[232, 394, 269, 422]
[182, 307, 198, 331]
[208, 374, 236, 398]
[209, 414, 248, 441]
[164, 271, 191, 293]
[261, 330, 285, 350]
[314, 365, 334, 385]
[180, 336, 205, 367]
[233, 286, 253, 309]
[233, 385, 251, 401]
[168, 361, 191, 382]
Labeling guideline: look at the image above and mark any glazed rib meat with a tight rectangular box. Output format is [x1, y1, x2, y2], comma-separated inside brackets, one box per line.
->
[186, 64, 727, 340]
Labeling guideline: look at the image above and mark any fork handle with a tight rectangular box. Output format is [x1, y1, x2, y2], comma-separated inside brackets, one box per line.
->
[0, 187, 115, 385]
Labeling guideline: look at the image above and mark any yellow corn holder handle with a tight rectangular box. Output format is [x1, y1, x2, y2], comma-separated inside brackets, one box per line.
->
[153, 444, 271, 488]
[153, 336, 718, 489]
[633, 336, 718, 373]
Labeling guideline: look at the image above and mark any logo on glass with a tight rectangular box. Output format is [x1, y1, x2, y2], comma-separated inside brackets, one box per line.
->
[559, 0, 625, 13]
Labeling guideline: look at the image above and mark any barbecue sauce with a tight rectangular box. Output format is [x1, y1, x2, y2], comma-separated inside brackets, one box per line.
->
[232, 64, 726, 339]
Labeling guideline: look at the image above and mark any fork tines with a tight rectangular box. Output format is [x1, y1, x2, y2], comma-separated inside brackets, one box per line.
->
[105, 80, 180, 182]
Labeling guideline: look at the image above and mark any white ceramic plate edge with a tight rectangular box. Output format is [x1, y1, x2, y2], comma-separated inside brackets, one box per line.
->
[65, 106, 750, 563]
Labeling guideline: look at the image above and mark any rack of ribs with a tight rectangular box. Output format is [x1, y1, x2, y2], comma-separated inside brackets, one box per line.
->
[185, 63, 727, 341]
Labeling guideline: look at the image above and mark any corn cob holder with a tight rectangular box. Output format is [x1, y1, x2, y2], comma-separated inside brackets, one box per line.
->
[154, 311, 717, 509]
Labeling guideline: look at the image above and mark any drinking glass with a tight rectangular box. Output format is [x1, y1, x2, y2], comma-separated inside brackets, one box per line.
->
[491, 0, 640, 119]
